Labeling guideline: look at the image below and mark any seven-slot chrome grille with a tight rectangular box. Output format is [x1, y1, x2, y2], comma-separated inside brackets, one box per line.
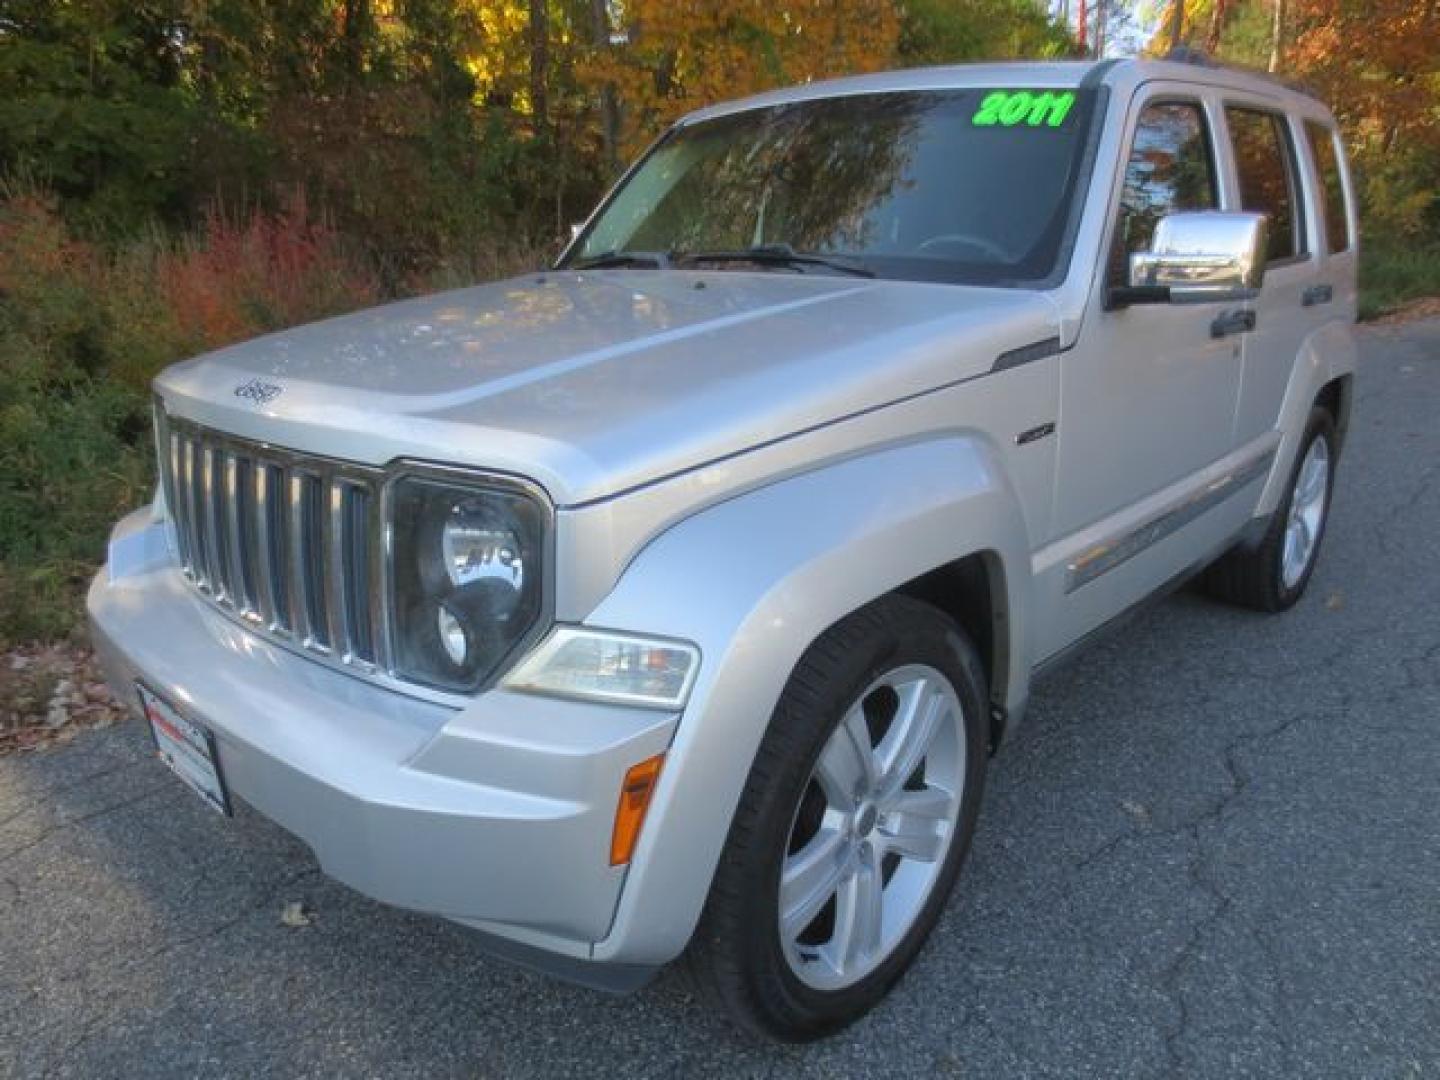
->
[156, 413, 385, 673]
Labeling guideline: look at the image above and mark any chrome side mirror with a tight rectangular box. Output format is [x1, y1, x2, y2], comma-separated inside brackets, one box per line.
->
[1115, 211, 1268, 307]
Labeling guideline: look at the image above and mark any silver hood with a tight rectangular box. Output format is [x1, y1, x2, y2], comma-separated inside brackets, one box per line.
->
[156, 270, 1058, 506]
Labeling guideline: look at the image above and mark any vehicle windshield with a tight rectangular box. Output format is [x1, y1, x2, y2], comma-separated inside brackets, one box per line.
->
[564, 87, 1099, 287]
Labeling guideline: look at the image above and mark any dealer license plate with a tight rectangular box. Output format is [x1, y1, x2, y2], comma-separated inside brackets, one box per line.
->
[138, 683, 231, 816]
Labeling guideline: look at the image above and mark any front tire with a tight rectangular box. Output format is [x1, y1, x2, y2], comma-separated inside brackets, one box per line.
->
[686, 595, 988, 1041]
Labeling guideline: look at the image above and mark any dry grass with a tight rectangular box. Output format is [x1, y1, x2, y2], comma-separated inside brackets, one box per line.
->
[1368, 295, 1440, 326]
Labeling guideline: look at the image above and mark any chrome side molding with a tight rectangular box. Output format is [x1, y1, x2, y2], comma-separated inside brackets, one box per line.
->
[1066, 447, 1276, 593]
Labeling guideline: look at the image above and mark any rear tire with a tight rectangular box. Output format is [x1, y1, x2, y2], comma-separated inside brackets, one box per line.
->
[685, 595, 988, 1042]
[1202, 407, 1337, 612]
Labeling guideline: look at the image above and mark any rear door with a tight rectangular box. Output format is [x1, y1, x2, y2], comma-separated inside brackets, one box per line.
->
[1300, 118, 1359, 319]
[1219, 100, 1323, 444]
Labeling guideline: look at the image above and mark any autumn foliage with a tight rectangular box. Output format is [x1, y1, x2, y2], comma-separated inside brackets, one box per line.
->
[0, 189, 383, 642]
[1, 0, 1437, 645]
[0, 0, 1074, 643]
[579, 1, 902, 156]
[1153, 0, 1440, 240]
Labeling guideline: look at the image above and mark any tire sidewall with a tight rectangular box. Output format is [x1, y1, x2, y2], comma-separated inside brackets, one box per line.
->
[1272, 409, 1338, 608]
[724, 601, 989, 1038]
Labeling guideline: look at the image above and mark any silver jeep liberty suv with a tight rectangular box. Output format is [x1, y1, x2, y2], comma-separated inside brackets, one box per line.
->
[90, 56, 1357, 1040]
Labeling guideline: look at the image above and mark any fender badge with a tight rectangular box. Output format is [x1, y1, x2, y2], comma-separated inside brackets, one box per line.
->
[234, 378, 283, 406]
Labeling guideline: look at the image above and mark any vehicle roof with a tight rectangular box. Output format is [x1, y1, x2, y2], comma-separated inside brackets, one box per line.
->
[678, 57, 1333, 127]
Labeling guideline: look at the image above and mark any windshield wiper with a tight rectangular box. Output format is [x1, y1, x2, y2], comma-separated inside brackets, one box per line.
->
[675, 244, 875, 278]
[569, 249, 672, 270]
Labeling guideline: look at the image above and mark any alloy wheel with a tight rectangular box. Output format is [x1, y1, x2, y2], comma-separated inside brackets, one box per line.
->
[778, 663, 966, 990]
[1282, 435, 1330, 590]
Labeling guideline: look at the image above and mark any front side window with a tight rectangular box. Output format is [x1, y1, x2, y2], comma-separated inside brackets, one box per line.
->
[1109, 101, 1218, 280]
[1226, 107, 1305, 262]
[566, 88, 1101, 287]
[1305, 120, 1351, 253]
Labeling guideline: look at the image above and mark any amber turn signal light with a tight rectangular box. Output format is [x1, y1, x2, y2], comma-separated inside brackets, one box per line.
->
[610, 753, 665, 866]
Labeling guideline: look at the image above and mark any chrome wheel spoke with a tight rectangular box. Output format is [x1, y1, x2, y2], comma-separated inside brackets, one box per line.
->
[1297, 459, 1315, 503]
[876, 679, 944, 801]
[815, 705, 875, 807]
[780, 826, 847, 938]
[878, 788, 952, 862]
[832, 847, 884, 973]
[1281, 436, 1330, 589]
[1300, 453, 1327, 504]
[884, 784, 953, 820]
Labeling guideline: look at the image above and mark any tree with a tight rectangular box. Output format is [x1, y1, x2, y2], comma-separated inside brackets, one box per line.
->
[342, 0, 375, 77]
[1206, 0, 1229, 52]
[1267, 0, 1286, 71]
[1148, 0, 1440, 247]
[900, 0, 1072, 64]
[1168, 0, 1184, 51]
[528, 0, 548, 132]
[589, 0, 620, 175]
[582, 1, 904, 157]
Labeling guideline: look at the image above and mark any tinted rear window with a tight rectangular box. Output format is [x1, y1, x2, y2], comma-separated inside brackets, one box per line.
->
[1226, 108, 1305, 263]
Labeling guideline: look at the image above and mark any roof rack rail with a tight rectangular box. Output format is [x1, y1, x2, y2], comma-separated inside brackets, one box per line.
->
[1163, 46, 1221, 68]
[1160, 46, 1324, 102]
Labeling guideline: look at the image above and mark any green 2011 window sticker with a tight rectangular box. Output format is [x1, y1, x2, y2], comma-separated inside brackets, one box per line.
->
[971, 90, 1077, 129]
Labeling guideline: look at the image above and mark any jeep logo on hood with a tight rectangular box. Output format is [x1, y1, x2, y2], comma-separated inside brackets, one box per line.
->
[234, 378, 283, 406]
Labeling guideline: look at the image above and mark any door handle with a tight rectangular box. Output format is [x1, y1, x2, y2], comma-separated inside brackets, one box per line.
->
[1211, 309, 1257, 338]
[1302, 284, 1334, 307]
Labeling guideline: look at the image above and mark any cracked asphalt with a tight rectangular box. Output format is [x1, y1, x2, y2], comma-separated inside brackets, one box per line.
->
[3, 319, 1438, 1078]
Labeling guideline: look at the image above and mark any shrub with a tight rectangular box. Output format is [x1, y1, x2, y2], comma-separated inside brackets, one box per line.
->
[1359, 240, 1440, 321]
[0, 188, 382, 646]
[1354, 149, 1440, 250]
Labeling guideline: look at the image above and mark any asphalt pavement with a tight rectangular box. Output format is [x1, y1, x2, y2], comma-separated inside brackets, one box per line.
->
[3, 318, 1438, 1078]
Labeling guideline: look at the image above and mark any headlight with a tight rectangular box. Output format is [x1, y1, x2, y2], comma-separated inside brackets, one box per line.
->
[389, 475, 547, 693]
[503, 627, 700, 710]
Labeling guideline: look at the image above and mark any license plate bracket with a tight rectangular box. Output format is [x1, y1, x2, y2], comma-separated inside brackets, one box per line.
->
[138, 683, 232, 816]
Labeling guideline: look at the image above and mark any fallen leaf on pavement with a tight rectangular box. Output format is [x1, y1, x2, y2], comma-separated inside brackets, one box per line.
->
[280, 901, 314, 928]
[1120, 799, 1151, 823]
[2, 644, 128, 754]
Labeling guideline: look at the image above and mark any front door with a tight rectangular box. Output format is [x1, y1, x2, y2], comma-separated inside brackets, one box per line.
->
[1037, 88, 1246, 658]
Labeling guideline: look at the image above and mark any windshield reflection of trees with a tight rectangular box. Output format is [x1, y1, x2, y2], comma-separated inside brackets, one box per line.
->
[628, 96, 923, 256]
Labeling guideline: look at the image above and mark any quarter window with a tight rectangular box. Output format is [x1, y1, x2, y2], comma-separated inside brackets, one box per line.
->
[1110, 101, 1218, 279]
[1226, 108, 1305, 262]
[1305, 121, 1351, 253]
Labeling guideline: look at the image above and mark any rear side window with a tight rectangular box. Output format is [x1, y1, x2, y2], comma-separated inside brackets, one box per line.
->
[1109, 101, 1218, 278]
[1305, 121, 1351, 253]
[1226, 108, 1305, 262]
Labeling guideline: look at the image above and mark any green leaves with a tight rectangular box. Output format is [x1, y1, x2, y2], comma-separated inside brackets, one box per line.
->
[899, 0, 1073, 66]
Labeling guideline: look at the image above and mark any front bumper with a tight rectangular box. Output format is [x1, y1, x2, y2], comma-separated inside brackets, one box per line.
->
[88, 508, 675, 987]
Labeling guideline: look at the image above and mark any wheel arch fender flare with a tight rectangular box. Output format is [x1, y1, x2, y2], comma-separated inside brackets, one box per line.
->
[585, 434, 1031, 966]
[1255, 319, 1358, 518]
